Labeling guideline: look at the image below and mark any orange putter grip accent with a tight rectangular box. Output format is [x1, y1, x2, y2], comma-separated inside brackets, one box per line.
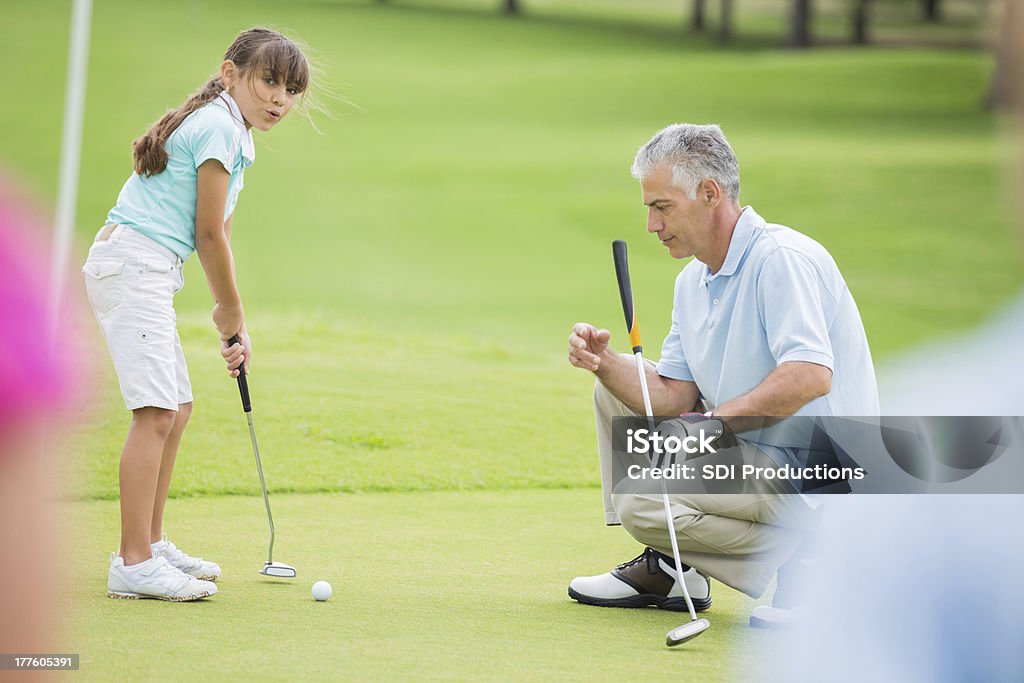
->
[628, 313, 643, 349]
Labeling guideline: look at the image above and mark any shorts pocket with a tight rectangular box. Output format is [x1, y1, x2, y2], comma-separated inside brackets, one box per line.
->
[142, 258, 184, 296]
[144, 259, 174, 274]
[82, 260, 125, 315]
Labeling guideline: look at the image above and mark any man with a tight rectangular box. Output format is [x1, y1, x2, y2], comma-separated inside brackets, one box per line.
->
[566, 124, 879, 620]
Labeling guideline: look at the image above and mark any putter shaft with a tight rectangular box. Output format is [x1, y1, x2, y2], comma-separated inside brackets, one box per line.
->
[246, 411, 276, 565]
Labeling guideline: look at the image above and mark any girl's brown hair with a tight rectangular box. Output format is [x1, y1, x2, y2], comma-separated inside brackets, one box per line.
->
[132, 27, 311, 177]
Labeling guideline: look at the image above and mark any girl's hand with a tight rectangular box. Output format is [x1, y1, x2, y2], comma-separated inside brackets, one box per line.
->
[212, 301, 244, 340]
[221, 329, 252, 378]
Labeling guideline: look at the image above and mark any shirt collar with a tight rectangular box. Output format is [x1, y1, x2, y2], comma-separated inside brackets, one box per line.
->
[701, 205, 763, 284]
[214, 92, 256, 165]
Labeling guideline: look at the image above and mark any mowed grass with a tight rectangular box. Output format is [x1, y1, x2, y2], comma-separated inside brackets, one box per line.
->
[73, 312, 595, 500]
[1, 0, 1020, 680]
[60, 490, 784, 682]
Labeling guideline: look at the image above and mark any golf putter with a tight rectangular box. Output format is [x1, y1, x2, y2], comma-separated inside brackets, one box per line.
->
[611, 241, 709, 647]
[228, 335, 297, 578]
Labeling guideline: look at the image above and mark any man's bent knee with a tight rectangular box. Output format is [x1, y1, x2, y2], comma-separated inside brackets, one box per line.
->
[615, 494, 698, 549]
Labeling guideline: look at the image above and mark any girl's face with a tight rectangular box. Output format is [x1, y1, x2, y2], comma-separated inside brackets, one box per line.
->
[221, 60, 300, 132]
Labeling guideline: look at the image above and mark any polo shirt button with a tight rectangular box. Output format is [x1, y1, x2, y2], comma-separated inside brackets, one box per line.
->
[713, 298, 720, 305]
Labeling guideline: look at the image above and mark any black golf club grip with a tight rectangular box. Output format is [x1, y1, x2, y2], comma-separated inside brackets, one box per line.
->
[612, 240, 643, 353]
[227, 334, 251, 412]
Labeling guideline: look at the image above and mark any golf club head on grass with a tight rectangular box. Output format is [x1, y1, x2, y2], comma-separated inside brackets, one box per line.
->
[260, 562, 297, 578]
[666, 618, 710, 646]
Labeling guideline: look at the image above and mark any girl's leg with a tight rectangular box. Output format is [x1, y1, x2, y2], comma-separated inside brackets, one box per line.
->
[118, 407, 176, 566]
[150, 402, 193, 543]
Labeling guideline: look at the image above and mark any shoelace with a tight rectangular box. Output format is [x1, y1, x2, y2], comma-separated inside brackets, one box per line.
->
[616, 547, 662, 574]
[157, 535, 204, 571]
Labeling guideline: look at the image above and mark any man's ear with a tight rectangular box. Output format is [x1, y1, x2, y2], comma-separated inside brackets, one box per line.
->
[701, 179, 722, 207]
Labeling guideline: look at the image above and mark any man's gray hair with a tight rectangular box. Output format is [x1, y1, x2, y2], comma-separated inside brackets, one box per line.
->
[630, 123, 741, 202]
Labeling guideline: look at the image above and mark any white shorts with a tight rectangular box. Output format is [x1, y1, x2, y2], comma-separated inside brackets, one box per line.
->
[83, 224, 192, 411]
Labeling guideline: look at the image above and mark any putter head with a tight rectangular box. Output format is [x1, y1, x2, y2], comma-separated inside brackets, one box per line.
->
[665, 618, 710, 647]
[260, 562, 297, 578]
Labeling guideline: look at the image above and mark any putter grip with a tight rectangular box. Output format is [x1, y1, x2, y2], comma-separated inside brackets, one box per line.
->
[228, 334, 251, 412]
[612, 240, 643, 353]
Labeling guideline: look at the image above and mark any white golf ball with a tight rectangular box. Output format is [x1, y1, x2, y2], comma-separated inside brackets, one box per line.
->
[312, 580, 332, 602]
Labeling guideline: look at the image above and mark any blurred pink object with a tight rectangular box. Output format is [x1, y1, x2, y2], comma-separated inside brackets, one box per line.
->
[0, 178, 73, 437]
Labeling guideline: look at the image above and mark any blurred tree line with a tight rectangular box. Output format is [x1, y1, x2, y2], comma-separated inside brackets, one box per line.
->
[378, 1, 991, 48]
[375, 0, 1010, 104]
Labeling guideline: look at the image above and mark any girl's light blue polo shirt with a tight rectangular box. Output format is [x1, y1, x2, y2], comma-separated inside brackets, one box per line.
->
[106, 92, 254, 260]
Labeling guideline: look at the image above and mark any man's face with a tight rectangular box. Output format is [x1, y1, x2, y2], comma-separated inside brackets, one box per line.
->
[640, 164, 710, 260]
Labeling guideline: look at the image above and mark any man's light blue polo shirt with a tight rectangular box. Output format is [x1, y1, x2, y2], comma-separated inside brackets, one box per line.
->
[106, 92, 255, 261]
[656, 207, 879, 462]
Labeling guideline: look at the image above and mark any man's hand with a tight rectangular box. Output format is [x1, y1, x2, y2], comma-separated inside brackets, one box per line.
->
[568, 323, 611, 372]
[212, 301, 244, 340]
[568, 321, 701, 415]
[221, 330, 251, 378]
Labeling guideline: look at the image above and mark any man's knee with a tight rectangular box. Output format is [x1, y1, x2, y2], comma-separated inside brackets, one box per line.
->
[615, 494, 699, 548]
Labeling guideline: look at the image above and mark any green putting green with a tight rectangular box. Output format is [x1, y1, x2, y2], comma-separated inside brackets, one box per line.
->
[61, 490, 785, 681]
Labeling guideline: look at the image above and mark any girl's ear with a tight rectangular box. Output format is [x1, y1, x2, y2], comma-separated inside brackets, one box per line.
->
[220, 60, 236, 90]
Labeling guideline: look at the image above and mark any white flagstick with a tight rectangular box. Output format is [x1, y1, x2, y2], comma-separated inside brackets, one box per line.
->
[48, 0, 93, 339]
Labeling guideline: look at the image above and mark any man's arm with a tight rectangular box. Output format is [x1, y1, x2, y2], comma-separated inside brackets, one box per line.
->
[713, 361, 832, 432]
[712, 244, 837, 431]
[569, 322, 700, 416]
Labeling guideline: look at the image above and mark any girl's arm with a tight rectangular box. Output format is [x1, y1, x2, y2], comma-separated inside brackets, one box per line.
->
[219, 212, 252, 378]
[195, 159, 244, 340]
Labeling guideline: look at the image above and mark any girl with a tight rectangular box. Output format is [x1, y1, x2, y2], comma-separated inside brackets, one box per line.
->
[83, 27, 313, 601]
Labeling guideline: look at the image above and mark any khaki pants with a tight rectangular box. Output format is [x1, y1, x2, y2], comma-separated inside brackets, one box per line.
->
[594, 377, 818, 598]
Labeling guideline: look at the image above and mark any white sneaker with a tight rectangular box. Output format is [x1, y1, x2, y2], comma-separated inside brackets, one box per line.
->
[151, 534, 221, 581]
[107, 554, 218, 601]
